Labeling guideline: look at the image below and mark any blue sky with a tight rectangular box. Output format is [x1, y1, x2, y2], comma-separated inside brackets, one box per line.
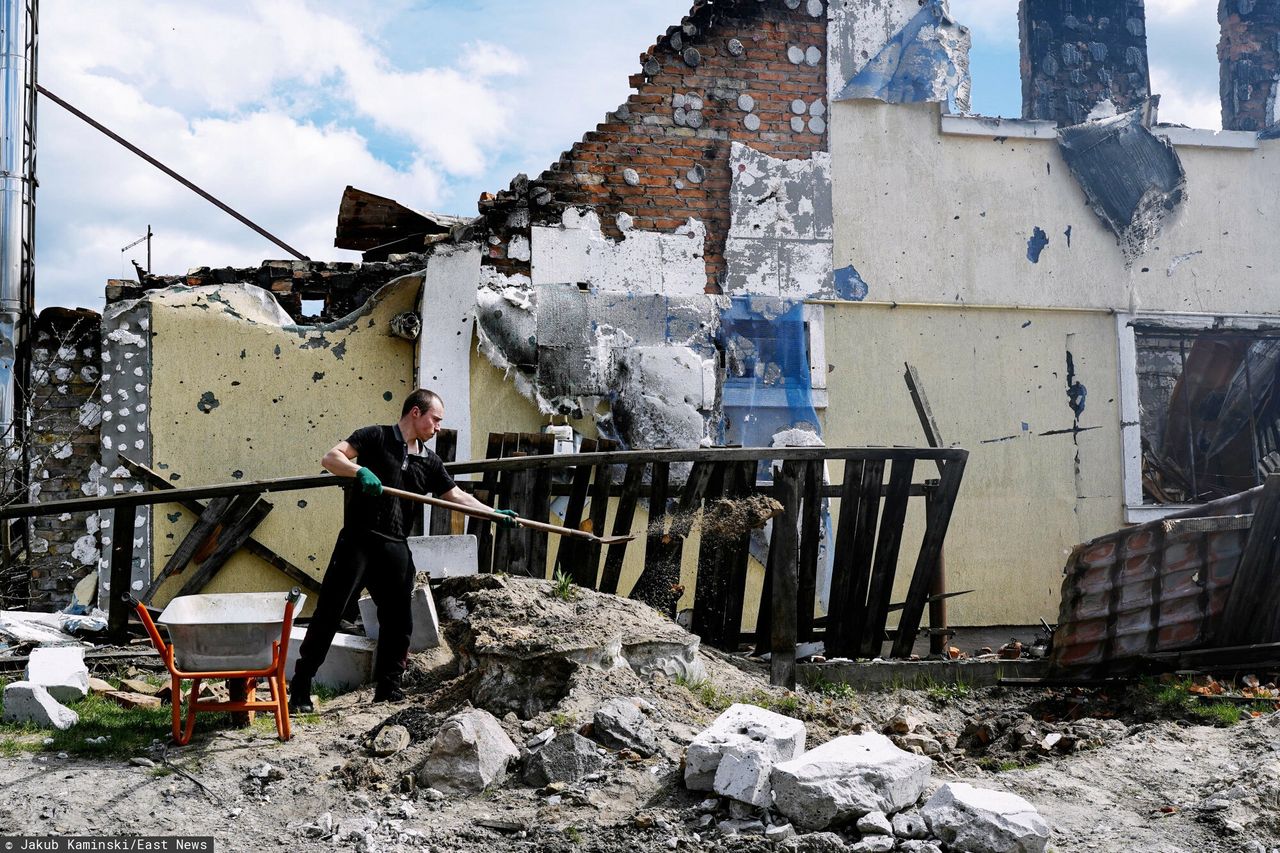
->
[33, 0, 1222, 310]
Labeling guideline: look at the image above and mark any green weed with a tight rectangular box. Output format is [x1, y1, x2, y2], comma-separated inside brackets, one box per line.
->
[551, 570, 578, 601]
[549, 712, 577, 730]
[925, 679, 972, 705]
[563, 826, 583, 844]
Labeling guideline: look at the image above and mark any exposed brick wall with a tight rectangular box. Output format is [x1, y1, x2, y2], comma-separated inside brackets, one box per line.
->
[1219, 0, 1280, 132]
[479, 0, 829, 291]
[1019, 0, 1151, 126]
[107, 254, 445, 321]
[28, 308, 102, 610]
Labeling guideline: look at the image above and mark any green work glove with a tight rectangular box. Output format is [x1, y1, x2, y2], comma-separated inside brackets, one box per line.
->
[355, 467, 382, 496]
[494, 508, 519, 529]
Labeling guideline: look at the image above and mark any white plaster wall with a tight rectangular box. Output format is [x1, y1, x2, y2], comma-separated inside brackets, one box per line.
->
[831, 101, 1280, 315]
[418, 243, 481, 462]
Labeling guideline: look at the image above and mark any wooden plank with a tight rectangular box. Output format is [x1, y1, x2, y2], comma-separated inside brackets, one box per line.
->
[116, 456, 319, 593]
[107, 503, 139, 642]
[599, 462, 644, 595]
[553, 439, 598, 585]
[528, 433, 556, 578]
[629, 461, 671, 607]
[141, 495, 234, 603]
[1218, 473, 1280, 645]
[796, 459, 823, 643]
[770, 461, 802, 690]
[583, 458, 613, 588]
[175, 493, 273, 597]
[443, 445, 968, 478]
[904, 363, 945, 475]
[858, 458, 915, 657]
[836, 460, 884, 657]
[825, 461, 862, 657]
[719, 460, 757, 652]
[692, 462, 730, 646]
[468, 433, 505, 574]
[891, 455, 967, 658]
[428, 428, 458, 536]
[491, 435, 522, 574]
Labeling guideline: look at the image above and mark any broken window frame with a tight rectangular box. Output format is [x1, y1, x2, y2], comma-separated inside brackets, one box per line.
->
[1118, 311, 1280, 522]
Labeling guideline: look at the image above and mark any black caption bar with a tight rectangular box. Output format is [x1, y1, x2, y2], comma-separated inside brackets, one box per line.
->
[0, 840, 214, 852]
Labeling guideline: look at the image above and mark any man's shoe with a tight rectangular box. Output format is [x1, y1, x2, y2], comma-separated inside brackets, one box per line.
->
[372, 682, 405, 703]
[288, 675, 314, 713]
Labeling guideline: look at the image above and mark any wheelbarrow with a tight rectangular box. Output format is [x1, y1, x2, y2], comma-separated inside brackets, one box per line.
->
[132, 588, 305, 744]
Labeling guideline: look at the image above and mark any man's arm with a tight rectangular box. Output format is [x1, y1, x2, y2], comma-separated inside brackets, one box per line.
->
[441, 485, 501, 514]
[322, 441, 361, 477]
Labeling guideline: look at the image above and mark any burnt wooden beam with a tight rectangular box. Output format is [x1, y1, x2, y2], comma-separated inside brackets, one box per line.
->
[117, 456, 318, 594]
[599, 462, 644, 595]
[859, 458, 915, 658]
[107, 503, 139, 643]
[770, 461, 802, 690]
[141, 495, 234, 604]
[175, 493, 273, 597]
[554, 439, 598, 586]
[428, 429, 458, 536]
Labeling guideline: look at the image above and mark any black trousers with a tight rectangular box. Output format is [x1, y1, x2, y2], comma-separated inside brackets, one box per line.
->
[294, 528, 413, 687]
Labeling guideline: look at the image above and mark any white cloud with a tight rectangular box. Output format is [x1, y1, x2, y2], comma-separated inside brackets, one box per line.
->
[949, 0, 1019, 46]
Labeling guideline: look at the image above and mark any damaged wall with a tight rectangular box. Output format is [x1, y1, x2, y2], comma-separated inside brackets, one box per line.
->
[1219, 0, 1280, 132]
[27, 309, 102, 610]
[99, 279, 420, 610]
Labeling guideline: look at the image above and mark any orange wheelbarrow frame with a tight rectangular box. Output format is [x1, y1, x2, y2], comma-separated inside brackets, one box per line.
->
[131, 588, 302, 745]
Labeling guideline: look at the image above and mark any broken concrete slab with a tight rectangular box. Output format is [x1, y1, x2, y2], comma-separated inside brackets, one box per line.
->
[593, 697, 658, 756]
[25, 646, 89, 703]
[921, 782, 1050, 853]
[3, 681, 79, 730]
[358, 583, 440, 652]
[407, 534, 478, 580]
[771, 733, 933, 830]
[713, 739, 776, 808]
[441, 575, 707, 718]
[285, 627, 375, 691]
[685, 702, 807, 792]
[417, 708, 518, 795]
[372, 724, 411, 757]
[521, 731, 604, 787]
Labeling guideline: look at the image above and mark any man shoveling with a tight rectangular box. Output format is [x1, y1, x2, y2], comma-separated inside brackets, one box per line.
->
[288, 388, 516, 711]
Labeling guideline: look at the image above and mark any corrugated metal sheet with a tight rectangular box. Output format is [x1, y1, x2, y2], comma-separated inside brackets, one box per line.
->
[1050, 486, 1261, 673]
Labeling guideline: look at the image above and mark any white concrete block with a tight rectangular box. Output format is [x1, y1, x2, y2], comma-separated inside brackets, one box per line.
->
[358, 584, 441, 652]
[407, 534, 478, 580]
[284, 627, 376, 690]
[714, 740, 774, 807]
[921, 782, 1050, 853]
[417, 707, 518, 794]
[685, 703, 807, 792]
[771, 733, 933, 830]
[25, 646, 89, 703]
[3, 681, 78, 730]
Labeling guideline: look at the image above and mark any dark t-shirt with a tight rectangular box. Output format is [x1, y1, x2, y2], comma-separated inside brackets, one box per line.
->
[343, 424, 456, 540]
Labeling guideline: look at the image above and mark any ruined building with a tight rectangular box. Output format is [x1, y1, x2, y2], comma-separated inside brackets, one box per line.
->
[24, 0, 1280, 631]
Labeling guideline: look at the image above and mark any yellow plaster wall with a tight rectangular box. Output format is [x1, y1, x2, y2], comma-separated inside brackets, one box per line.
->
[145, 279, 421, 611]
[819, 302, 1123, 625]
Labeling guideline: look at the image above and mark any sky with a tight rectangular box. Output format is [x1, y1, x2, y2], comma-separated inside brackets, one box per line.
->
[32, 0, 1225, 311]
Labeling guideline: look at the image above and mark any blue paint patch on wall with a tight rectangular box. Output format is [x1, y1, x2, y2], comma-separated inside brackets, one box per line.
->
[1027, 227, 1049, 263]
[835, 0, 969, 109]
[833, 265, 870, 301]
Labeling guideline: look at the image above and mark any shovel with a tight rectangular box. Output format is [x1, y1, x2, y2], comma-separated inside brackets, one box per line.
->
[379, 485, 636, 546]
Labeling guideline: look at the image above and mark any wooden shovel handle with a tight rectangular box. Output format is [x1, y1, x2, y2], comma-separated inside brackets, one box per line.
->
[379, 485, 633, 545]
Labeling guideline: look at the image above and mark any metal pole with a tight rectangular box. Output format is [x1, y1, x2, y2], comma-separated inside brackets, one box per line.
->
[36, 85, 310, 261]
[145, 224, 151, 274]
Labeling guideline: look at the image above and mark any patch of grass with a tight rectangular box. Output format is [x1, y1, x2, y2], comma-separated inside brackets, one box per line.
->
[549, 712, 577, 730]
[563, 826, 583, 844]
[551, 569, 578, 602]
[976, 756, 1022, 773]
[805, 673, 857, 701]
[925, 679, 972, 705]
[674, 675, 733, 712]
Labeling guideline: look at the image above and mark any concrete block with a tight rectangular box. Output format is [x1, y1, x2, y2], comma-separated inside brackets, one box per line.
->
[417, 708, 518, 794]
[407, 534, 478, 579]
[686, 703, 807, 792]
[284, 626, 375, 690]
[3, 681, 78, 730]
[358, 583, 441, 651]
[714, 740, 774, 807]
[772, 733, 933, 830]
[25, 646, 89, 703]
[921, 782, 1050, 853]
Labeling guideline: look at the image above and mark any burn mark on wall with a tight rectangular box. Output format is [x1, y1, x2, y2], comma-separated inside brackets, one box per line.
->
[834, 0, 971, 111]
[1026, 227, 1049, 263]
[1056, 108, 1186, 261]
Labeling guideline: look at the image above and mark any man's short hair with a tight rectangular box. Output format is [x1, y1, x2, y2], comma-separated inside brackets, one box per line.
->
[402, 388, 441, 417]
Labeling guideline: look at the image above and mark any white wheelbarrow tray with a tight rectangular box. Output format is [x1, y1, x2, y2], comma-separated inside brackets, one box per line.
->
[157, 591, 307, 672]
